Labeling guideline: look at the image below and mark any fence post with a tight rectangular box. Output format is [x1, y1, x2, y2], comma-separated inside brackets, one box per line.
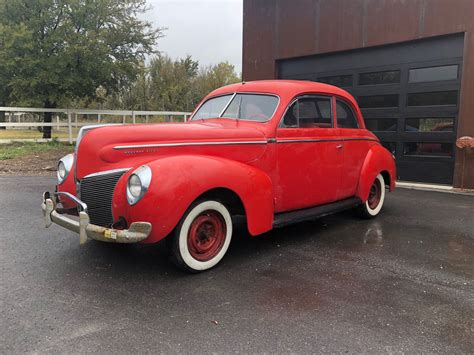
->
[122, 115, 126, 124]
[98, 114, 101, 123]
[132, 112, 136, 124]
[74, 113, 78, 128]
[56, 115, 60, 130]
[146, 115, 149, 123]
[67, 111, 72, 144]
[183, 114, 187, 122]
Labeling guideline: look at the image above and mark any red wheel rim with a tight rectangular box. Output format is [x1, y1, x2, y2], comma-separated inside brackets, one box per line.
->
[368, 178, 382, 209]
[187, 210, 227, 261]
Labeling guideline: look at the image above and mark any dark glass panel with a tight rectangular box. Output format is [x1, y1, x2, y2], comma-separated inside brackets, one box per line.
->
[283, 97, 332, 128]
[336, 100, 358, 129]
[358, 94, 399, 108]
[409, 65, 458, 83]
[318, 75, 353, 87]
[365, 118, 397, 132]
[407, 91, 458, 106]
[405, 118, 454, 132]
[359, 70, 400, 85]
[403, 142, 453, 157]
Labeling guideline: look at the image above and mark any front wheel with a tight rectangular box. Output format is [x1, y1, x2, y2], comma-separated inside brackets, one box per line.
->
[357, 173, 386, 219]
[168, 199, 233, 273]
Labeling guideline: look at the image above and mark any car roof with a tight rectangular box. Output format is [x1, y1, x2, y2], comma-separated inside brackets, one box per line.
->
[208, 80, 355, 102]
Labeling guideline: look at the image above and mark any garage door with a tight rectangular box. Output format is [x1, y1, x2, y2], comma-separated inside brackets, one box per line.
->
[278, 34, 464, 185]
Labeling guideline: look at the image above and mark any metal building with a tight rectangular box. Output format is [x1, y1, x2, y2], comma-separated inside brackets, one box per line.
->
[242, 0, 474, 188]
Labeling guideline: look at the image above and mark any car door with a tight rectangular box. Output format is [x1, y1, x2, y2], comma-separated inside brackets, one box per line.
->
[336, 98, 372, 199]
[275, 95, 343, 212]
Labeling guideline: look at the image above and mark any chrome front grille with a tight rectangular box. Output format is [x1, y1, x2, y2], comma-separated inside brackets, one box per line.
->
[79, 170, 127, 227]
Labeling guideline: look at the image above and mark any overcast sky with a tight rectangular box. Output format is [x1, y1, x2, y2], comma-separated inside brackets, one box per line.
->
[145, 0, 243, 73]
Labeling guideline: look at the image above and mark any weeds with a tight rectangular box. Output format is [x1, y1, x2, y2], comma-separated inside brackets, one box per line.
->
[0, 141, 73, 160]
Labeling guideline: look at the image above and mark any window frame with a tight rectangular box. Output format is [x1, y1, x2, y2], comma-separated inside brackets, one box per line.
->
[358, 69, 401, 86]
[406, 90, 459, 107]
[408, 64, 459, 83]
[364, 118, 398, 132]
[278, 94, 334, 129]
[357, 93, 400, 109]
[317, 74, 353, 88]
[404, 117, 455, 133]
[190, 92, 281, 122]
[334, 98, 360, 129]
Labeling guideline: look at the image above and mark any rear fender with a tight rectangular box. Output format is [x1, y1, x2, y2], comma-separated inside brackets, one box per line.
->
[113, 155, 274, 243]
[356, 145, 396, 202]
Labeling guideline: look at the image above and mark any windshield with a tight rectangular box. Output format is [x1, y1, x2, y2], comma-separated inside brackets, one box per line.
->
[192, 93, 279, 122]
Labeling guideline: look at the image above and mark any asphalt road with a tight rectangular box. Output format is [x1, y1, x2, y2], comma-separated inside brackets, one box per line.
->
[1, 177, 473, 354]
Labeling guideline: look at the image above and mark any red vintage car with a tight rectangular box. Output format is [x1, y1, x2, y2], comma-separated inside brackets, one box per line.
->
[42, 80, 396, 272]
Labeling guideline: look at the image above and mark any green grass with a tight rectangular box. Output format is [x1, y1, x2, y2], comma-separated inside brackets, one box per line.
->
[0, 141, 73, 160]
[0, 129, 80, 140]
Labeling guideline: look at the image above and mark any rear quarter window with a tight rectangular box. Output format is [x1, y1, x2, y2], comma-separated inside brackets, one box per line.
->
[336, 100, 359, 129]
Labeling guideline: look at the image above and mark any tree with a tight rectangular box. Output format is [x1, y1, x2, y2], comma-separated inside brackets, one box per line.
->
[68, 55, 241, 114]
[192, 62, 241, 106]
[147, 54, 199, 112]
[0, 22, 25, 129]
[144, 56, 239, 113]
[0, 0, 161, 138]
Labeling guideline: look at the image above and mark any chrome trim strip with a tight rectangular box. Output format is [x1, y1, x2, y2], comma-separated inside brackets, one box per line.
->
[83, 168, 131, 179]
[276, 139, 341, 144]
[54, 192, 88, 212]
[219, 92, 237, 117]
[113, 141, 268, 150]
[275, 138, 378, 144]
[343, 137, 379, 142]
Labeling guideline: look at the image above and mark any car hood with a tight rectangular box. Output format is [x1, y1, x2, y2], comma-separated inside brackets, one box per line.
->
[75, 120, 268, 179]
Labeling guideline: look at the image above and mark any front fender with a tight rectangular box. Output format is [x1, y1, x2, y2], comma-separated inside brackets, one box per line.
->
[113, 155, 274, 243]
[356, 145, 396, 202]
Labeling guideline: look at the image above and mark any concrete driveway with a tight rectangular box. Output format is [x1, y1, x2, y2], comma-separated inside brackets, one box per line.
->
[1, 177, 473, 353]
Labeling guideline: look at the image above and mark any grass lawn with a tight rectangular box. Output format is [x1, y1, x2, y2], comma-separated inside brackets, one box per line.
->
[0, 129, 80, 140]
[0, 141, 74, 160]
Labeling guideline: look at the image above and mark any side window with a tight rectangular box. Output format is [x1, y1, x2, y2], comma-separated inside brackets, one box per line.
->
[336, 100, 359, 129]
[282, 97, 332, 128]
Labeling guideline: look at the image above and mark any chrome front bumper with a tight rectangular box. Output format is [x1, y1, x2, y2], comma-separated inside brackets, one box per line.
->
[41, 192, 152, 244]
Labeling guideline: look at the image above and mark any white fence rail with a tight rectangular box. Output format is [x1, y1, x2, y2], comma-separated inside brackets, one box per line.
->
[0, 107, 192, 144]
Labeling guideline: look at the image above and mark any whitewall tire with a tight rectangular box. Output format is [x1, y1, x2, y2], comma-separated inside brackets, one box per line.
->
[357, 173, 386, 219]
[169, 200, 233, 272]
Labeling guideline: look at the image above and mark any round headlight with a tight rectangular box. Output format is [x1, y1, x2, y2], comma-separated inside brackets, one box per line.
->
[126, 165, 152, 205]
[57, 154, 74, 185]
[58, 161, 66, 179]
[128, 174, 142, 197]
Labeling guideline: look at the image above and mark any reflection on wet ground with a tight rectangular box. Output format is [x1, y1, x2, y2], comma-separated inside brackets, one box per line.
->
[1, 177, 473, 353]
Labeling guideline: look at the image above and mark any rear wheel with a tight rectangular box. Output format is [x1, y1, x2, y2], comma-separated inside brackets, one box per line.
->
[169, 199, 233, 273]
[357, 173, 386, 219]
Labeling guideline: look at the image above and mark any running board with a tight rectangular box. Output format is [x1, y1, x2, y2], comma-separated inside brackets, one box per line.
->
[273, 197, 362, 228]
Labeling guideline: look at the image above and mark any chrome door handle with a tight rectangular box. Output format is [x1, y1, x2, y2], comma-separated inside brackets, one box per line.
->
[336, 144, 343, 149]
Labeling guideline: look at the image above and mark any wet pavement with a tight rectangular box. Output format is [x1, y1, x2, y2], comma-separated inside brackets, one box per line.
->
[1, 177, 473, 353]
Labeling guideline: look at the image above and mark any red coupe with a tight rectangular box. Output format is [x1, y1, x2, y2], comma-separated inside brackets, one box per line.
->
[42, 80, 396, 272]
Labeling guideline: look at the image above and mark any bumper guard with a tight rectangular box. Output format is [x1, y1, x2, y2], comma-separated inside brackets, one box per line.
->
[41, 192, 152, 244]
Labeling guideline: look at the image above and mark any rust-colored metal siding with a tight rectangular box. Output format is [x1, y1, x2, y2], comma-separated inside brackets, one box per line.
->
[243, 0, 474, 189]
